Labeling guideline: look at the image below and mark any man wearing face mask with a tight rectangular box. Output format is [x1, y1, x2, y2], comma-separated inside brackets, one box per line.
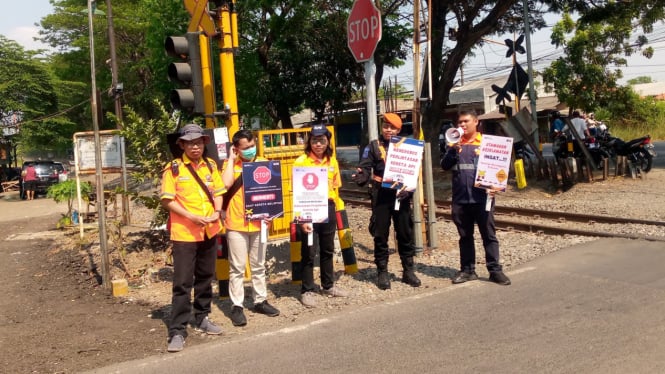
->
[221, 129, 280, 327]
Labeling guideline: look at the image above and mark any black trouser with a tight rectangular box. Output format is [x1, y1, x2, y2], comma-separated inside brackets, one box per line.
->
[369, 187, 416, 265]
[169, 236, 217, 338]
[300, 201, 337, 293]
[451, 203, 502, 273]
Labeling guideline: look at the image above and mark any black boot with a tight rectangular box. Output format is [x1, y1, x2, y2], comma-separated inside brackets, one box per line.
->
[401, 257, 421, 287]
[376, 262, 391, 290]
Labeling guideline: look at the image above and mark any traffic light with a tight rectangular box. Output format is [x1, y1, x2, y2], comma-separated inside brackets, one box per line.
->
[165, 32, 204, 113]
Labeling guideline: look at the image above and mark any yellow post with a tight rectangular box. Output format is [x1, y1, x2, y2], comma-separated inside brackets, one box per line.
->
[335, 203, 359, 275]
[198, 32, 216, 129]
[215, 0, 240, 139]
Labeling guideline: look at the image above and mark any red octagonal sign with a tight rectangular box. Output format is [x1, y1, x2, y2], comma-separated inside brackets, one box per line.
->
[347, 0, 382, 63]
[253, 166, 271, 185]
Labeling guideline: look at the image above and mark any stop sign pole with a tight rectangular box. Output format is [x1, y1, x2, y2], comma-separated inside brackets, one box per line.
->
[347, 0, 382, 141]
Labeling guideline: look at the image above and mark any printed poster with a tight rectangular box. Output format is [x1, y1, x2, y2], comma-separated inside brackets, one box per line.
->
[292, 167, 329, 223]
[474, 134, 514, 191]
[241, 161, 284, 220]
[213, 127, 230, 161]
[381, 136, 424, 192]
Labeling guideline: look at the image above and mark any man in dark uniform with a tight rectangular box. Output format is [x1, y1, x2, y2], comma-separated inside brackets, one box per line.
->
[440, 110, 511, 286]
[352, 113, 421, 290]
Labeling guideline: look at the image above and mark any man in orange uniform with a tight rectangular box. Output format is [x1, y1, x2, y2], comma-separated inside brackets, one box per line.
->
[222, 129, 280, 327]
[161, 124, 226, 352]
[440, 111, 511, 286]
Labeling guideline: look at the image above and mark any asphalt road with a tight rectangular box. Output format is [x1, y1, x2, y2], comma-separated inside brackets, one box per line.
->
[88, 238, 665, 374]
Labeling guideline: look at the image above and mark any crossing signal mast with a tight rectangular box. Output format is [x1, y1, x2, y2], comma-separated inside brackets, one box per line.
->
[163, 0, 240, 137]
[165, 32, 205, 114]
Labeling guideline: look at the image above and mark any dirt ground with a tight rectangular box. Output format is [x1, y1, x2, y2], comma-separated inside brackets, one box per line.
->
[1, 165, 664, 373]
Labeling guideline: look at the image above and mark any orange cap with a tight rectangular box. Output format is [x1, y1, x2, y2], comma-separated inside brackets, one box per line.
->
[383, 113, 402, 129]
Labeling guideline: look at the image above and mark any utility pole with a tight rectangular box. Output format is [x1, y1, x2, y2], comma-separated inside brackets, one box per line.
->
[105, 0, 130, 224]
[88, 0, 111, 291]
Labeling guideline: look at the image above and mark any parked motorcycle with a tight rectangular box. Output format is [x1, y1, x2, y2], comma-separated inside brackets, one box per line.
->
[595, 125, 657, 173]
[552, 131, 610, 169]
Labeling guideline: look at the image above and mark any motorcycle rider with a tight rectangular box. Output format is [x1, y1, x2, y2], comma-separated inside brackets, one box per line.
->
[550, 111, 567, 157]
[561, 110, 591, 156]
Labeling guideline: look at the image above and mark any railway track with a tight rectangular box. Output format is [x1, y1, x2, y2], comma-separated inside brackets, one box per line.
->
[339, 188, 665, 242]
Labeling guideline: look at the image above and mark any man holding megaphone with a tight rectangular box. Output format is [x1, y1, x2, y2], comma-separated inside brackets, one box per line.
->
[440, 111, 511, 286]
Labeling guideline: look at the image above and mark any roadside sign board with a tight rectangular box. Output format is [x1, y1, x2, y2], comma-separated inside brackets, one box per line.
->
[74, 132, 123, 172]
[347, 0, 382, 62]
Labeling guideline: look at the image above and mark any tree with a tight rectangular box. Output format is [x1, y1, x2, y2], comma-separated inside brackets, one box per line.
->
[627, 76, 653, 86]
[542, 1, 665, 112]
[235, 0, 410, 127]
[419, 1, 549, 150]
[0, 36, 78, 158]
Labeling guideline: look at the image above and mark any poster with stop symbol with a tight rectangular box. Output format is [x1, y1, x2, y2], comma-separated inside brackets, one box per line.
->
[292, 167, 329, 223]
[241, 161, 284, 221]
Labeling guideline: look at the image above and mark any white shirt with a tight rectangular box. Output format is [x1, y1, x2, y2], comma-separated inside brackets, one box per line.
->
[563, 117, 588, 139]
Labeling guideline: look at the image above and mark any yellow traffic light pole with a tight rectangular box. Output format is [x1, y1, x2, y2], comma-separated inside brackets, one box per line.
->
[214, 0, 240, 139]
[198, 33, 216, 129]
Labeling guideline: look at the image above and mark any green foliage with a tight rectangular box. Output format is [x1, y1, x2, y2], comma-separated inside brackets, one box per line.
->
[627, 76, 653, 85]
[47, 179, 92, 219]
[421, 1, 550, 149]
[542, 1, 665, 112]
[595, 87, 665, 140]
[117, 101, 177, 227]
[235, 0, 410, 126]
[0, 36, 76, 158]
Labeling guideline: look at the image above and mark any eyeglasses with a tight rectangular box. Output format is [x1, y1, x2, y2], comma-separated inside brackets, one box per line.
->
[311, 138, 328, 145]
[183, 140, 205, 148]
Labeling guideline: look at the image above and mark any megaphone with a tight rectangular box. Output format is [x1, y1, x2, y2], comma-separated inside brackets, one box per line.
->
[445, 127, 465, 144]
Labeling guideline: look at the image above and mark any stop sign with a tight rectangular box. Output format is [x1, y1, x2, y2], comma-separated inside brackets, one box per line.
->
[253, 166, 271, 185]
[347, 0, 382, 63]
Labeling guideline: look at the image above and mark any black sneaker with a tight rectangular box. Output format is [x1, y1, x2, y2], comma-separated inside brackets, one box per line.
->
[452, 271, 478, 284]
[254, 300, 280, 317]
[489, 271, 511, 286]
[230, 306, 247, 326]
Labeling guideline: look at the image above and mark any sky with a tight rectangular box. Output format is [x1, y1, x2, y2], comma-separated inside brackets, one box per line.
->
[3, 1, 665, 89]
[0, 0, 54, 52]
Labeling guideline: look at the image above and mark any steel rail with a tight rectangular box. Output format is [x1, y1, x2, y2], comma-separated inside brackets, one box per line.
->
[340, 193, 665, 242]
[339, 188, 665, 227]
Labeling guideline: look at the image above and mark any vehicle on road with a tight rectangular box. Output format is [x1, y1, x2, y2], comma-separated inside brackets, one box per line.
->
[19, 161, 67, 199]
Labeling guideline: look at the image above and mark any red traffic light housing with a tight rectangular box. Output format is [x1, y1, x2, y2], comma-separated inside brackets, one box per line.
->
[165, 32, 205, 113]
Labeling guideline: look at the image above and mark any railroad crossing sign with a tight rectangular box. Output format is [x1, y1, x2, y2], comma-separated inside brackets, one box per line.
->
[347, 0, 382, 63]
[184, 0, 216, 37]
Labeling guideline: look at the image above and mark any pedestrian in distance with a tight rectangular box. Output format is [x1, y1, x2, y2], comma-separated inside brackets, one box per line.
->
[440, 111, 511, 286]
[160, 124, 226, 352]
[221, 129, 280, 326]
[294, 124, 349, 308]
[22, 163, 38, 200]
[352, 113, 422, 290]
